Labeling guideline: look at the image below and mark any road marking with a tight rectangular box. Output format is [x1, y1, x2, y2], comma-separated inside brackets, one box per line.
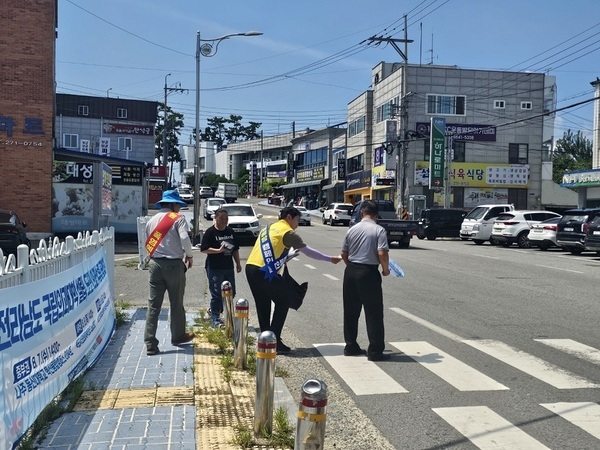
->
[323, 274, 339, 281]
[433, 406, 551, 449]
[389, 341, 509, 391]
[313, 343, 408, 395]
[389, 307, 465, 342]
[535, 339, 600, 365]
[472, 254, 500, 259]
[463, 339, 600, 389]
[540, 402, 600, 440]
[304, 264, 316, 270]
[535, 264, 583, 274]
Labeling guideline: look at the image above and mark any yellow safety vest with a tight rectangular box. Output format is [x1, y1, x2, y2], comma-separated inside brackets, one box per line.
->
[247, 219, 292, 267]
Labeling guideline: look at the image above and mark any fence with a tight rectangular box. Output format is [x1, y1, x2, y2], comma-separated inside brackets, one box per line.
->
[0, 227, 115, 296]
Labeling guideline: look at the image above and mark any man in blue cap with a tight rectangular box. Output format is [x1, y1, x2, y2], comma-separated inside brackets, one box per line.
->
[144, 190, 195, 355]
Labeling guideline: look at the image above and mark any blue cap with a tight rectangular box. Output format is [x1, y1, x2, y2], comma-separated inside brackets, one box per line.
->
[155, 189, 187, 208]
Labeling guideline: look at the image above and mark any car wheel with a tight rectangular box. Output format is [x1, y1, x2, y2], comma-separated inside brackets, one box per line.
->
[426, 230, 437, 241]
[322, 216, 326, 224]
[516, 231, 530, 248]
[398, 238, 410, 249]
[417, 234, 425, 240]
[501, 241, 511, 247]
[460, 238, 468, 241]
[539, 242, 550, 251]
[569, 247, 583, 255]
[329, 218, 334, 226]
[473, 239, 484, 245]
[489, 237, 499, 246]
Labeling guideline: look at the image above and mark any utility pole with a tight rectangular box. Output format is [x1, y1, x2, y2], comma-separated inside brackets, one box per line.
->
[367, 15, 413, 213]
[163, 74, 188, 188]
[260, 130, 264, 191]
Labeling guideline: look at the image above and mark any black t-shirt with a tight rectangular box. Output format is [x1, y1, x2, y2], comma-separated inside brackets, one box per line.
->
[200, 226, 239, 269]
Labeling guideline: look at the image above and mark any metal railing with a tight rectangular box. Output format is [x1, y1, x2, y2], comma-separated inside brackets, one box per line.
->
[0, 228, 115, 294]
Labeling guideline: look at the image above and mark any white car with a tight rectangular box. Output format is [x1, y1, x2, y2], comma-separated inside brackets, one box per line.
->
[295, 206, 311, 226]
[491, 210, 561, 248]
[219, 203, 263, 244]
[528, 216, 562, 250]
[322, 202, 353, 226]
[203, 197, 226, 220]
[198, 186, 214, 199]
[176, 187, 193, 204]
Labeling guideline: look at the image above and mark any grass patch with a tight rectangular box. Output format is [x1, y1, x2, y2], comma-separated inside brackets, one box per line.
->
[17, 378, 86, 449]
[121, 259, 140, 268]
[113, 299, 132, 329]
[231, 423, 256, 448]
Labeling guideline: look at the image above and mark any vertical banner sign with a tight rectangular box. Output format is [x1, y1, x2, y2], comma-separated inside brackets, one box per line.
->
[429, 117, 446, 189]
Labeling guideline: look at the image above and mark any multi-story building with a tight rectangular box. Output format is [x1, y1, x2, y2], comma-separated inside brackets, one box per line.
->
[345, 62, 565, 212]
[55, 94, 157, 164]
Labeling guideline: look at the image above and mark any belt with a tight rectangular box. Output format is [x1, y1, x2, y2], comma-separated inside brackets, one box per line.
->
[349, 261, 378, 268]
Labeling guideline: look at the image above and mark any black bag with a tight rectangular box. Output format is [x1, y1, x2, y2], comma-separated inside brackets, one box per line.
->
[283, 267, 308, 310]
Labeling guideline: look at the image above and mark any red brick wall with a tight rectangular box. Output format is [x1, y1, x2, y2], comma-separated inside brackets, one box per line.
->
[0, 1, 56, 234]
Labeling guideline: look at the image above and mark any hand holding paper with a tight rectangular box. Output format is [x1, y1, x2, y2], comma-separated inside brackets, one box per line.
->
[388, 258, 405, 278]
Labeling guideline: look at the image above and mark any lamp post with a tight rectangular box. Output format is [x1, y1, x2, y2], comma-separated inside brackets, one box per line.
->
[163, 73, 171, 188]
[193, 30, 262, 240]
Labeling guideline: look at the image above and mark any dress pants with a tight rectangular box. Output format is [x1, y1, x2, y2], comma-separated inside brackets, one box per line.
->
[245, 264, 290, 341]
[342, 262, 385, 355]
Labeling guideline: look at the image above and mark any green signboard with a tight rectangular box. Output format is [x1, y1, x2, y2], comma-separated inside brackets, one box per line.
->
[429, 117, 446, 189]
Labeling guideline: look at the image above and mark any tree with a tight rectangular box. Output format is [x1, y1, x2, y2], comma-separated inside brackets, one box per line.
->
[197, 114, 261, 150]
[155, 102, 185, 185]
[552, 130, 593, 184]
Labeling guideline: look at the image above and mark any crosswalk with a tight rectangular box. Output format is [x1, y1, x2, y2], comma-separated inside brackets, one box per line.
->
[313, 337, 600, 449]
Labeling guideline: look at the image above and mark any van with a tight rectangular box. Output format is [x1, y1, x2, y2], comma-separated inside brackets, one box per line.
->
[459, 204, 514, 245]
[417, 208, 467, 240]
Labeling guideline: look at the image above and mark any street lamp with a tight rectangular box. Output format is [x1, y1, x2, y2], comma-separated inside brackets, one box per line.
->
[192, 30, 262, 240]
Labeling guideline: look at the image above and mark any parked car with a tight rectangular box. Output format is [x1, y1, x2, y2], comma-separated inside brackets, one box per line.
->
[417, 208, 466, 240]
[198, 186, 214, 199]
[322, 202, 353, 226]
[219, 203, 263, 244]
[556, 208, 600, 255]
[176, 187, 194, 204]
[0, 210, 31, 256]
[460, 204, 515, 245]
[528, 216, 562, 250]
[583, 213, 600, 253]
[491, 210, 561, 248]
[296, 206, 311, 226]
[202, 197, 226, 220]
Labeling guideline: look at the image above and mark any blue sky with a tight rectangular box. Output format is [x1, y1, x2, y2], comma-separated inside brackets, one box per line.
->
[56, 0, 600, 143]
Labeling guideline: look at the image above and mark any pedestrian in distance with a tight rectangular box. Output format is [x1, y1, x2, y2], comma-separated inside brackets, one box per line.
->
[340, 199, 391, 361]
[144, 189, 195, 356]
[200, 208, 242, 328]
[245, 206, 342, 354]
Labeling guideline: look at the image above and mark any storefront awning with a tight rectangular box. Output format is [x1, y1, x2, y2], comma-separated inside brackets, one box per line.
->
[281, 180, 324, 189]
[322, 181, 345, 190]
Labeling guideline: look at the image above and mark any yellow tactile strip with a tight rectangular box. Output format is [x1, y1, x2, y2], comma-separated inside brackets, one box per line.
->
[73, 386, 195, 410]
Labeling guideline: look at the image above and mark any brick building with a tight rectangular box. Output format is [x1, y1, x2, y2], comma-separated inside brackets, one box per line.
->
[0, 1, 57, 236]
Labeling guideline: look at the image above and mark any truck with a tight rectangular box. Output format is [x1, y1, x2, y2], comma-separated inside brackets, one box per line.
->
[349, 199, 419, 248]
[214, 182, 238, 203]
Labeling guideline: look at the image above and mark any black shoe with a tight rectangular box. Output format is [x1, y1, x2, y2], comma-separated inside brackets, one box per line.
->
[344, 345, 367, 356]
[276, 340, 291, 354]
[146, 347, 160, 356]
[171, 332, 195, 346]
[367, 352, 391, 361]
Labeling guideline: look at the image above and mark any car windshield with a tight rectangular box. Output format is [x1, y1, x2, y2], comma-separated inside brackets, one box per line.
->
[224, 206, 254, 216]
[561, 213, 587, 222]
[465, 206, 487, 220]
[178, 189, 191, 194]
[540, 217, 561, 224]
[208, 199, 224, 206]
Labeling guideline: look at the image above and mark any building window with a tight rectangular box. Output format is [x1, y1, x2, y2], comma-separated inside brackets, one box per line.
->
[376, 96, 400, 122]
[427, 94, 466, 115]
[348, 116, 366, 137]
[78, 105, 89, 116]
[63, 134, 78, 148]
[452, 141, 465, 162]
[493, 100, 505, 109]
[508, 143, 528, 164]
[118, 137, 133, 152]
[117, 108, 128, 119]
[520, 101, 532, 110]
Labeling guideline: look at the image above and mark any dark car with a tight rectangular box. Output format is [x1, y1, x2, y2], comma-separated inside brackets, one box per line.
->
[417, 208, 467, 240]
[556, 208, 600, 255]
[0, 210, 31, 256]
[583, 213, 600, 253]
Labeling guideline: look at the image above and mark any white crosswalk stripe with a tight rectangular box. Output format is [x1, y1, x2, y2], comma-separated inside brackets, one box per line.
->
[463, 339, 600, 389]
[433, 406, 551, 449]
[535, 338, 600, 365]
[389, 341, 509, 391]
[313, 343, 408, 395]
[540, 402, 600, 440]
